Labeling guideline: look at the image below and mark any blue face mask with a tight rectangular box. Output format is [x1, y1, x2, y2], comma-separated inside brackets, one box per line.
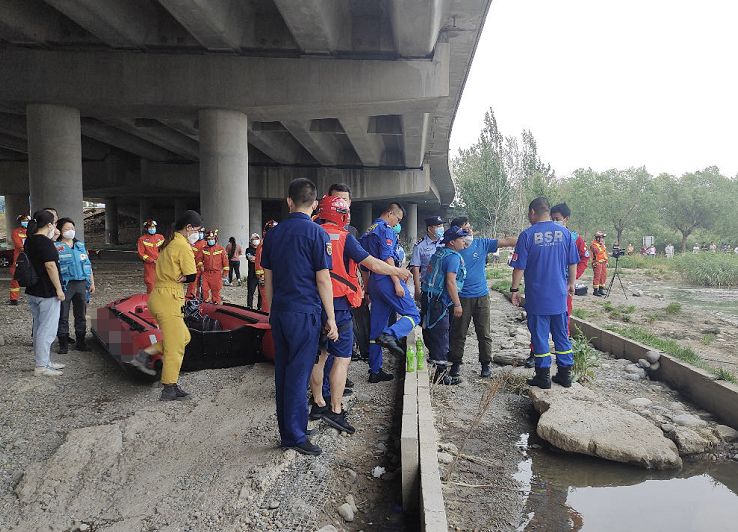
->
[392, 224, 402, 234]
[434, 227, 444, 239]
[21, 221, 28, 228]
[207, 239, 216, 246]
[147, 227, 156, 235]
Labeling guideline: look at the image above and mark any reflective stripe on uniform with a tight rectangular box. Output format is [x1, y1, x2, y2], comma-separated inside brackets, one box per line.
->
[399, 315, 417, 328]
[534, 352, 551, 357]
[555, 349, 573, 355]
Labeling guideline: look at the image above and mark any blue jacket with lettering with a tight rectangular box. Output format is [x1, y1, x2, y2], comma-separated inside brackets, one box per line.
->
[55, 240, 93, 290]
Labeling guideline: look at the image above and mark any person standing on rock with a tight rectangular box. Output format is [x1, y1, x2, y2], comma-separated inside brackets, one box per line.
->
[446, 216, 518, 379]
[510, 197, 580, 389]
[262, 178, 338, 456]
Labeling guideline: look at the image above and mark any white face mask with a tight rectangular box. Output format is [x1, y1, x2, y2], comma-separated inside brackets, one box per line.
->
[187, 232, 200, 245]
[62, 230, 75, 240]
[47, 226, 56, 239]
[251, 239, 260, 247]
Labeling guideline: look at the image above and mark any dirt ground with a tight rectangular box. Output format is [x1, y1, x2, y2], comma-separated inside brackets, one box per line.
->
[574, 266, 738, 374]
[0, 262, 406, 532]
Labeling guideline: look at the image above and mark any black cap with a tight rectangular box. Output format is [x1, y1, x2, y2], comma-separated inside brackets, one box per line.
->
[442, 225, 470, 244]
[424, 215, 444, 227]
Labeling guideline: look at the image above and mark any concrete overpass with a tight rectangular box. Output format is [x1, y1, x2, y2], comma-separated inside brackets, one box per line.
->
[0, 0, 491, 245]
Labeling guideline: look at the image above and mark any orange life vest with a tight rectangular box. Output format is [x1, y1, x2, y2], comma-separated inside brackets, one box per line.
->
[591, 241, 608, 263]
[321, 222, 364, 308]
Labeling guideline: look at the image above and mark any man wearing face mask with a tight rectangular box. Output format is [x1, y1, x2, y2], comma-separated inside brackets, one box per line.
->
[420, 225, 470, 385]
[137, 219, 165, 294]
[448, 216, 518, 379]
[200, 229, 229, 304]
[409, 215, 445, 347]
[9, 214, 30, 306]
[359, 202, 421, 383]
[245, 233, 261, 308]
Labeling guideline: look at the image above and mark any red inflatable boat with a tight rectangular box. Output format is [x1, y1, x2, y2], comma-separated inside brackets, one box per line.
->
[92, 293, 274, 381]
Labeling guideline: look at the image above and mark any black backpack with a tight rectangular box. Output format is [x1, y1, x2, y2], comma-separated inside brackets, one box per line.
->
[13, 251, 39, 288]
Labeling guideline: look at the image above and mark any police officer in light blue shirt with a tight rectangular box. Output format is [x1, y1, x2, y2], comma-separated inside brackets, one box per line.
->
[409, 215, 444, 350]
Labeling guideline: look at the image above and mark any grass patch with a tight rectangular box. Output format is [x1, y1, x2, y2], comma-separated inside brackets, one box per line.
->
[608, 325, 738, 384]
[700, 333, 716, 345]
[645, 312, 658, 324]
[571, 333, 600, 383]
[571, 307, 592, 320]
[602, 301, 615, 312]
[665, 302, 682, 315]
[673, 253, 738, 287]
[617, 255, 672, 271]
[486, 265, 509, 280]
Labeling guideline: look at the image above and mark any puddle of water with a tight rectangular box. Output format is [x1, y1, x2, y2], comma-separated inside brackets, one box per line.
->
[660, 286, 738, 318]
[515, 435, 738, 531]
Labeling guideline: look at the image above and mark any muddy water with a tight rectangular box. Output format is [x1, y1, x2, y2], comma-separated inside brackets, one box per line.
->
[515, 433, 738, 531]
[660, 286, 738, 318]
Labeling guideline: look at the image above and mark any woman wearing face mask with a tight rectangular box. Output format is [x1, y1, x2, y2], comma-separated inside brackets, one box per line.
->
[245, 233, 261, 308]
[225, 236, 243, 287]
[24, 210, 66, 377]
[200, 229, 229, 304]
[137, 219, 165, 294]
[129, 210, 203, 400]
[54, 218, 95, 354]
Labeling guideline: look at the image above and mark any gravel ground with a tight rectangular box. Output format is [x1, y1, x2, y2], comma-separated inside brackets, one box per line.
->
[0, 261, 406, 531]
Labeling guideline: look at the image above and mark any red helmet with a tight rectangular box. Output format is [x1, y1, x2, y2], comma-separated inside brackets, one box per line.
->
[318, 195, 350, 227]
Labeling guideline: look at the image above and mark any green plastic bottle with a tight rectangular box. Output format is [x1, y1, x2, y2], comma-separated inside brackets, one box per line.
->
[406, 345, 416, 373]
[416, 336, 425, 370]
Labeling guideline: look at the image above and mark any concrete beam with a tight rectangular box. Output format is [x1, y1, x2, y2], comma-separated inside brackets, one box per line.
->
[390, 0, 445, 58]
[340, 116, 383, 167]
[158, 0, 251, 51]
[0, 46, 450, 120]
[0, 0, 65, 43]
[104, 119, 199, 161]
[0, 132, 26, 153]
[281, 120, 342, 166]
[81, 119, 181, 162]
[402, 113, 429, 168]
[44, 0, 158, 48]
[272, 0, 347, 54]
[247, 128, 312, 166]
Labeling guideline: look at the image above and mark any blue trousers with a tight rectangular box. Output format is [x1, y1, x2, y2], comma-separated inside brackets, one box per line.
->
[270, 310, 321, 447]
[320, 309, 354, 398]
[421, 296, 450, 364]
[527, 313, 573, 369]
[367, 276, 420, 374]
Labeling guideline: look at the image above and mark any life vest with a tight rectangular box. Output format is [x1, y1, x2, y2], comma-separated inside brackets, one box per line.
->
[322, 222, 364, 308]
[421, 247, 466, 297]
[55, 240, 92, 288]
[591, 240, 608, 263]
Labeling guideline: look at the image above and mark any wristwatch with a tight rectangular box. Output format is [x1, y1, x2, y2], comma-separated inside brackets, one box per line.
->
[509, 287, 519, 293]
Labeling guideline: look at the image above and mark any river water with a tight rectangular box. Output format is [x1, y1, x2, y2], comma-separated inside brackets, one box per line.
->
[660, 286, 738, 318]
[515, 433, 738, 531]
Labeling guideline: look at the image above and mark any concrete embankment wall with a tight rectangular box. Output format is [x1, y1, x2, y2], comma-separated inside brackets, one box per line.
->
[571, 317, 738, 432]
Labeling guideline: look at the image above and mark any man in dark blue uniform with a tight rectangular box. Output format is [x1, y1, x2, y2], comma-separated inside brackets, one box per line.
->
[359, 202, 421, 383]
[510, 197, 580, 389]
[262, 178, 338, 456]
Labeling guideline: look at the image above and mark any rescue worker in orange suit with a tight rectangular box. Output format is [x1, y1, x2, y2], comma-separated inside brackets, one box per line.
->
[9, 214, 30, 305]
[590, 231, 608, 297]
[308, 195, 411, 433]
[137, 220, 165, 294]
[186, 229, 206, 299]
[255, 220, 278, 312]
[200, 229, 229, 304]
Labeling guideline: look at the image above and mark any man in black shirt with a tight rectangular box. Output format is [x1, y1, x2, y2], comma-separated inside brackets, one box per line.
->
[245, 233, 261, 309]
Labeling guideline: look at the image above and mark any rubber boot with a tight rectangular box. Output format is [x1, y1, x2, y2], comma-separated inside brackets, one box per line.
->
[524, 349, 535, 368]
[599, 287, 607, 297]
[552, 366, 573, 388]
[593, 287, 602, 297]
[449, 362, 461, 377]
[57, 335, 69, 355]
[527, 367, 551, 389]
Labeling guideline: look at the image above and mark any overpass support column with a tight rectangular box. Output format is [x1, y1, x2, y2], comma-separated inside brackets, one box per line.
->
[27, 104, 84, 240]
[249, 198, 262, 237]
[139, 198, 152, 229]
[405, 203, 418, 243]
[199, 109, 249, 248]
[359, 202, 373, 234]
[4, 194, 29, 237]
[104, 197, 119, 245]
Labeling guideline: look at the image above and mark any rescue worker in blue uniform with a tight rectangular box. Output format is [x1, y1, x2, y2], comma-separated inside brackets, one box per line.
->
[409, 215, 444, 348]
[359, 203, 421, 383]
[510, 197, 580, 389]
[420, 225, 470, 385]
[54, 217, 95, 354]
[262, 178, 338, 457]
[309, 195, 411, 433]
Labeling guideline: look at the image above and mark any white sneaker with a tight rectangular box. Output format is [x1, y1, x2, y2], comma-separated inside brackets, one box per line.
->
[35, 366, 63, 377]
[48, 362, 66, 370]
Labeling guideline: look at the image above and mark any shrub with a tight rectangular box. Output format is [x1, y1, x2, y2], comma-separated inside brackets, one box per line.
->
[665, 302, 682, 315]
[701, 333, 716, 345]
[673, 253, 738, 287]
[571, 333, 599, 383]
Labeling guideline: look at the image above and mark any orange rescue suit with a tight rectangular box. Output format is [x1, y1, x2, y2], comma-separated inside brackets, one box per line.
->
[201, 244, 229, 304]
[321, 222, 364, 307]
[590, 240, 608, 289]
[254, 242, 268, 312]
[9, 226, 27, 302]
[186, 239, 207, 298]
[137, 233, 165, 293]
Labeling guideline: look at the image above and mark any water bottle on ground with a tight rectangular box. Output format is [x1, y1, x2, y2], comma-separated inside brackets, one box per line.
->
[406, 345, 416, 373]
[416, 336, 425, 370]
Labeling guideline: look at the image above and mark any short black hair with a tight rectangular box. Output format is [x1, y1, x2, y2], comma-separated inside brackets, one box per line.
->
[288, 178, 318, 207]
[56, 217, 75, 231]
[328, 183, 351, 198]
[550, 202, 571, 218]
[385, 202, 405, 217]
[529, 197, 550, 215]
[450, 216, 469, 228]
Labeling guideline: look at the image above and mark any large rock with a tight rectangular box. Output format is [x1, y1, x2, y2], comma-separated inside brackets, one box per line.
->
[668, 426, 713, 455]
[493, 351, 529, 366]
[529, 384, 682, 470]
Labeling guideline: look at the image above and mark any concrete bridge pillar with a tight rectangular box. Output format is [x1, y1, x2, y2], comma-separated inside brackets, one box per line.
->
[104, 197, 119, 245]
[405, 202, 418, 243]
[359, 202, 373, 234]
[4, 194, 30, 241]
[249, 198, 262, 238]
[199, 109, 249, 248]
[27, 104, 84, 240]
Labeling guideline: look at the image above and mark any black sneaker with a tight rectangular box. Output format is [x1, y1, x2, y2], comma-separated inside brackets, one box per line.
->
[368, 369, 394, 383]
[160, 384, 189, 401]
[174, 384, 191, 398]
[309, 403, 330, 420]
[480, 363, 492, 378]
[375, 333, 404, 357]
[57, 335, 69, 355]
[450, 362, 461, 377]
[74, 336, 91, 352]
[284, 439, 322, 456]
[345, 378, 355, 389]
[322, 410, 356, 434]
